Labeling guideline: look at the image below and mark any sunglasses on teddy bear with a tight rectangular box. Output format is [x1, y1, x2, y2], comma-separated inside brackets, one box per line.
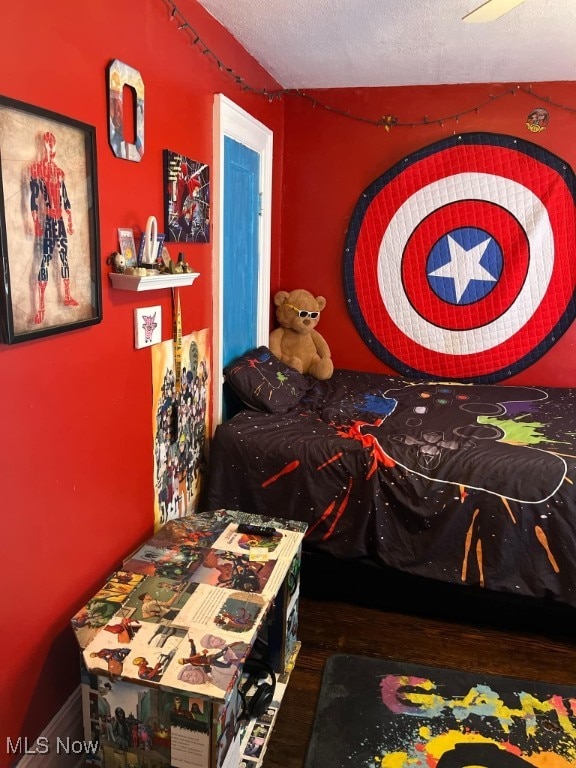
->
[284, 302, 320, 319]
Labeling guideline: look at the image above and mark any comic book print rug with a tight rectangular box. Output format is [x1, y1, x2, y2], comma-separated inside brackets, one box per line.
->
[304, 654, 576, 768]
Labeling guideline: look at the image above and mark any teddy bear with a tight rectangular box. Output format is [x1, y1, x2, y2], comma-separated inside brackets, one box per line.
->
[106, 251, 126, 273]
[269, 289, 334, 380]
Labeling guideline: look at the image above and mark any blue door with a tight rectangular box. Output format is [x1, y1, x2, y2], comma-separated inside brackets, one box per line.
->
[222, 136, 260, 418]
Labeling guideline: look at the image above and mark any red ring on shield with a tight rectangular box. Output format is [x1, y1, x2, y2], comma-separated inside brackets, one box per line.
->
[402, 200, 530, 331]
[344, 134, 576, 382]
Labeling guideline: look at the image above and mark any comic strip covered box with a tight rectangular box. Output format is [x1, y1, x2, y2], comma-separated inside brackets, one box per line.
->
[71, 509, 306, 768]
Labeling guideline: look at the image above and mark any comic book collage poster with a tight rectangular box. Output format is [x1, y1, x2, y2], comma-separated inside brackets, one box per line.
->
[152, 328, 210, 530]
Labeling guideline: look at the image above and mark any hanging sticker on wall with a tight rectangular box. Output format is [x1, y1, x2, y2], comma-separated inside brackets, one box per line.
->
[343, 132, 576, 382]
[134, 305, 162, 349]
[526, 107, 549, 133]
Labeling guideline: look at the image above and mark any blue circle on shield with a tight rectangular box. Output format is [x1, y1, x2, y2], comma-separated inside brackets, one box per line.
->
[427, 227, 503, 305]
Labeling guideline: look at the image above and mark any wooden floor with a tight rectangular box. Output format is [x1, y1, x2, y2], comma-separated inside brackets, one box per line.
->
[263, 586, 576, 768]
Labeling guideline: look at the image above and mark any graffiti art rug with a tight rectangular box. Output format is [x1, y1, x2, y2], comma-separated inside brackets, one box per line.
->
[304, 654, 575, 768]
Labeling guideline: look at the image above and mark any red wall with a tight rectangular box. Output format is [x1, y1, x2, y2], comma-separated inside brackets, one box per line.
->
[3, 0, 576, 759]
[280, 83, 576, 386]
[0, 1, 284, 762]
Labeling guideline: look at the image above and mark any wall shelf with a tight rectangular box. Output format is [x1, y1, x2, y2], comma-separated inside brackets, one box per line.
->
[109, 271, 200, 291]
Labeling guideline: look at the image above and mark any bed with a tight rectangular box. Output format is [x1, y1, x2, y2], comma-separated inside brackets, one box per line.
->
[203, 347, 576, 616]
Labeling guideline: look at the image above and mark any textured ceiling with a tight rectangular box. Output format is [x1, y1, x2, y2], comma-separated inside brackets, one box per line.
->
[195, 0, 576, 89]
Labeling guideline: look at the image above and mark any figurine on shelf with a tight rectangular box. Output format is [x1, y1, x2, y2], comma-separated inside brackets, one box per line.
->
[175, 252, 193, 274]
[155, 246, 172, 274]
[106, 251, 126, 273]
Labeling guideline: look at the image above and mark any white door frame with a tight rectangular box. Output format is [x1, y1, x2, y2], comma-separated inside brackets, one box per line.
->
[212, 94, 273, 429]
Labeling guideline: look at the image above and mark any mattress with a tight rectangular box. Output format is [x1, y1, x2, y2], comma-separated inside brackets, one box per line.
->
[205, 368, 576, 609]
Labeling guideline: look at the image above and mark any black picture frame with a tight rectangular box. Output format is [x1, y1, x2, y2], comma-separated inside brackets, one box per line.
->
[0, 95, 101, 344]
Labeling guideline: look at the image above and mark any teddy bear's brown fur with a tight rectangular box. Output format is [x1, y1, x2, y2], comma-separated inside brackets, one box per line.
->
[269, 289, 334, 380]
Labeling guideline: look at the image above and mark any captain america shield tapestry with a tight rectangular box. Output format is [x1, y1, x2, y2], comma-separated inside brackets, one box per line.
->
[343, 132, 576, 382]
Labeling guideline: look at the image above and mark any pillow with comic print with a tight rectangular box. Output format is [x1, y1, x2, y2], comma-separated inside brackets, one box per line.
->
[224, 346, 312, 414]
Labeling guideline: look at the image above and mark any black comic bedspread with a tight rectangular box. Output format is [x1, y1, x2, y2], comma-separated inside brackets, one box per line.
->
[205, 368, 576, 609]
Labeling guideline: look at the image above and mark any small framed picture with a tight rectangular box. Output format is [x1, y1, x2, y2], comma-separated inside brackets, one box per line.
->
[134, 305, 162, 348]
[137, 232, 165, 266]
[118, 227, 137, 267]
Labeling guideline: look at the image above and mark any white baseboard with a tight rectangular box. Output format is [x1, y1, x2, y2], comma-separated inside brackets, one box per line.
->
[15, 686, 85, 768]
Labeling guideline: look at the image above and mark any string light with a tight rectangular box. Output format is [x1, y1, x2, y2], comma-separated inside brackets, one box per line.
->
[162, 0, 576, 130]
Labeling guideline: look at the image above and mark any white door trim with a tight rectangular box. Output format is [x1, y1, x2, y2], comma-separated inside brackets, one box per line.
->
[212, 94, 273, 428]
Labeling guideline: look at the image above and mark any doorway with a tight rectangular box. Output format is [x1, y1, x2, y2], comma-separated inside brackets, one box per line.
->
[212, 94, 273, 427]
